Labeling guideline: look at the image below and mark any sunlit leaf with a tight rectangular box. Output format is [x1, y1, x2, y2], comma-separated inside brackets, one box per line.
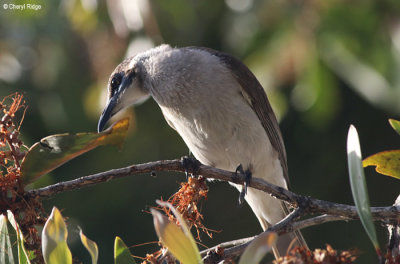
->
[363, 150, 400, 179]
[347, 125, 380, 255]
[7, 210, 31, 264]
[80, 230, 98, 264]
[155, 200, 197, 245]
[151, 201, 202, 264]
[21, 118, 129, 183]
[114, 236, 136, 264]
[156, 200, 201, 261]
[389, 119, 400, 136]
[42, 207, 72, 264]
[0, 214, 15, 264]
[238, 232, 277, 264]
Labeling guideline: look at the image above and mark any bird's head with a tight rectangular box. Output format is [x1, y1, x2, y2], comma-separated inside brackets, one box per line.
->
[97, 56, 150, 132]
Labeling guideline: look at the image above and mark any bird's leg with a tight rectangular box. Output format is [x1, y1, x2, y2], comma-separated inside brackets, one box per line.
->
[181, 156, 201, 180]
[235, 164, 252, 205]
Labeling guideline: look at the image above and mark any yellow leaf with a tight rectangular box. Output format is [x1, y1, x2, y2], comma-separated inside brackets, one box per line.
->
[151, 208, 201, 264]
[363, 150, 400, 179]
[80, 230, 98, 264]
[389, 119, 400, 136]
[42, 207, 72, 264]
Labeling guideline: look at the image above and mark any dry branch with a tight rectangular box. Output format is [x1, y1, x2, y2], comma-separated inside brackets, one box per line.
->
[27, 159, 400, 221]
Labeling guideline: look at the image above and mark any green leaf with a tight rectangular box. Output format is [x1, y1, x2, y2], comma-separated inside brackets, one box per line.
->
[21, 118, 129, 183]
[151, 200, 202, 264]
[238, 232, 277, 264]
[363, 150, 400, 179]
[114, 236, 136, 264]
[80, 230, 98, 264]
[7, 210, 31, 264]
[0, 214, 15, 264]
[347, 125, 380, 255]
[42, 207, 72, 264]
[389, 119, 400, 136]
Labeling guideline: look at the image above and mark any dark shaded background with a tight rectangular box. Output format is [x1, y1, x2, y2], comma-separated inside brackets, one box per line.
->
[1, 0, 400, 263]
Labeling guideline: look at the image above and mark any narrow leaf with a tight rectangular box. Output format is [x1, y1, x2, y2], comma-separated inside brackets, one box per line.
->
[347, 125, 380, 254]
[21, 118, 129, 183]
[389, 119, 400, 136]
[155, 200, 196, 245]
[7, 210, 31, 264]
[156, 200, 201, 262]
[42, 207, 72, 264]
[363, 150, 400, 179]
[80, 230, 98, 264]
[114, 236, 136, 264]
[239, 232, 277, 264]
[151, 207, 202, 264]
[0, 214, 15, 264]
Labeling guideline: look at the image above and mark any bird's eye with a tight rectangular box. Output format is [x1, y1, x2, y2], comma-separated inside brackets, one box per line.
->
[110, 73, 122, 96]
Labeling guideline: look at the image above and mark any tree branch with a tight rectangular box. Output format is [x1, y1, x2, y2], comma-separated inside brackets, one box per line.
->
[27, 159, 400, 222]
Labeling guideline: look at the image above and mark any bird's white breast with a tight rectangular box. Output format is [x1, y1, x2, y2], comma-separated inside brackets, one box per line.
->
[148, 48, 286, 188]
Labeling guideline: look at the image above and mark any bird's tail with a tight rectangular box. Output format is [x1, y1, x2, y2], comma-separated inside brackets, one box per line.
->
[245, 188, 308, 259]
[273, 202, 308, 258]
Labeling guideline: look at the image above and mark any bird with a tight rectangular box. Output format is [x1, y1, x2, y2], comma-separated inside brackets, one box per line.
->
[97, 44, 307, 258]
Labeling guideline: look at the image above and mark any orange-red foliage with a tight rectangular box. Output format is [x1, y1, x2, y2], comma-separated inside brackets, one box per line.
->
[0, 93, 45, 262]
[274, 244, 358, 264]
[144, 176, 212, 263]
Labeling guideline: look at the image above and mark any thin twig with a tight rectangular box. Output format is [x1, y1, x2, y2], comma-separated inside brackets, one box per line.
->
[268, 208, 303, 233]
[200, 236, 255, 256]
[202, 214, 351, 263]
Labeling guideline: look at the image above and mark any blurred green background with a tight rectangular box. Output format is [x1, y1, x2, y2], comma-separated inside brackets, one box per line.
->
[1, 0, 400, 263]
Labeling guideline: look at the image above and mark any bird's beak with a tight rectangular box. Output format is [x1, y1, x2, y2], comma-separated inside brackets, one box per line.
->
[97, 74, 134, 132]
[97, 96, 117, 132]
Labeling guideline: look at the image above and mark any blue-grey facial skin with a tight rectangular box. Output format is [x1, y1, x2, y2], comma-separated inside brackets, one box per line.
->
[97, 74, 133, 132]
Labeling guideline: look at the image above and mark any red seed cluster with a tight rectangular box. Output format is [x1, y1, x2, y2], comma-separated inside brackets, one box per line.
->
[0, 93, 26, 170]
[274, 244, 358, 264]
[164, 176, 212, 240]
[0, 93, 26, 200]
[144, 177, 213, 263]
[0, 93, 45, 263]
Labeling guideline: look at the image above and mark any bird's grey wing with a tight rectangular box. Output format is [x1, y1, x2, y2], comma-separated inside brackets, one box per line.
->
[185, 47, 289, 184]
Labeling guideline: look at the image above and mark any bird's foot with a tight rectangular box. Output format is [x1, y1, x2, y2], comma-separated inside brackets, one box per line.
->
[181, 156, 201, 180]
[235, 164, 252, 205]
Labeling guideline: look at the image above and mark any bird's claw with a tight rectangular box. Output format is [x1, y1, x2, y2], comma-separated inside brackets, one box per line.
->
[235, 164, 251, 205]
[181, 156, 201, 180]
